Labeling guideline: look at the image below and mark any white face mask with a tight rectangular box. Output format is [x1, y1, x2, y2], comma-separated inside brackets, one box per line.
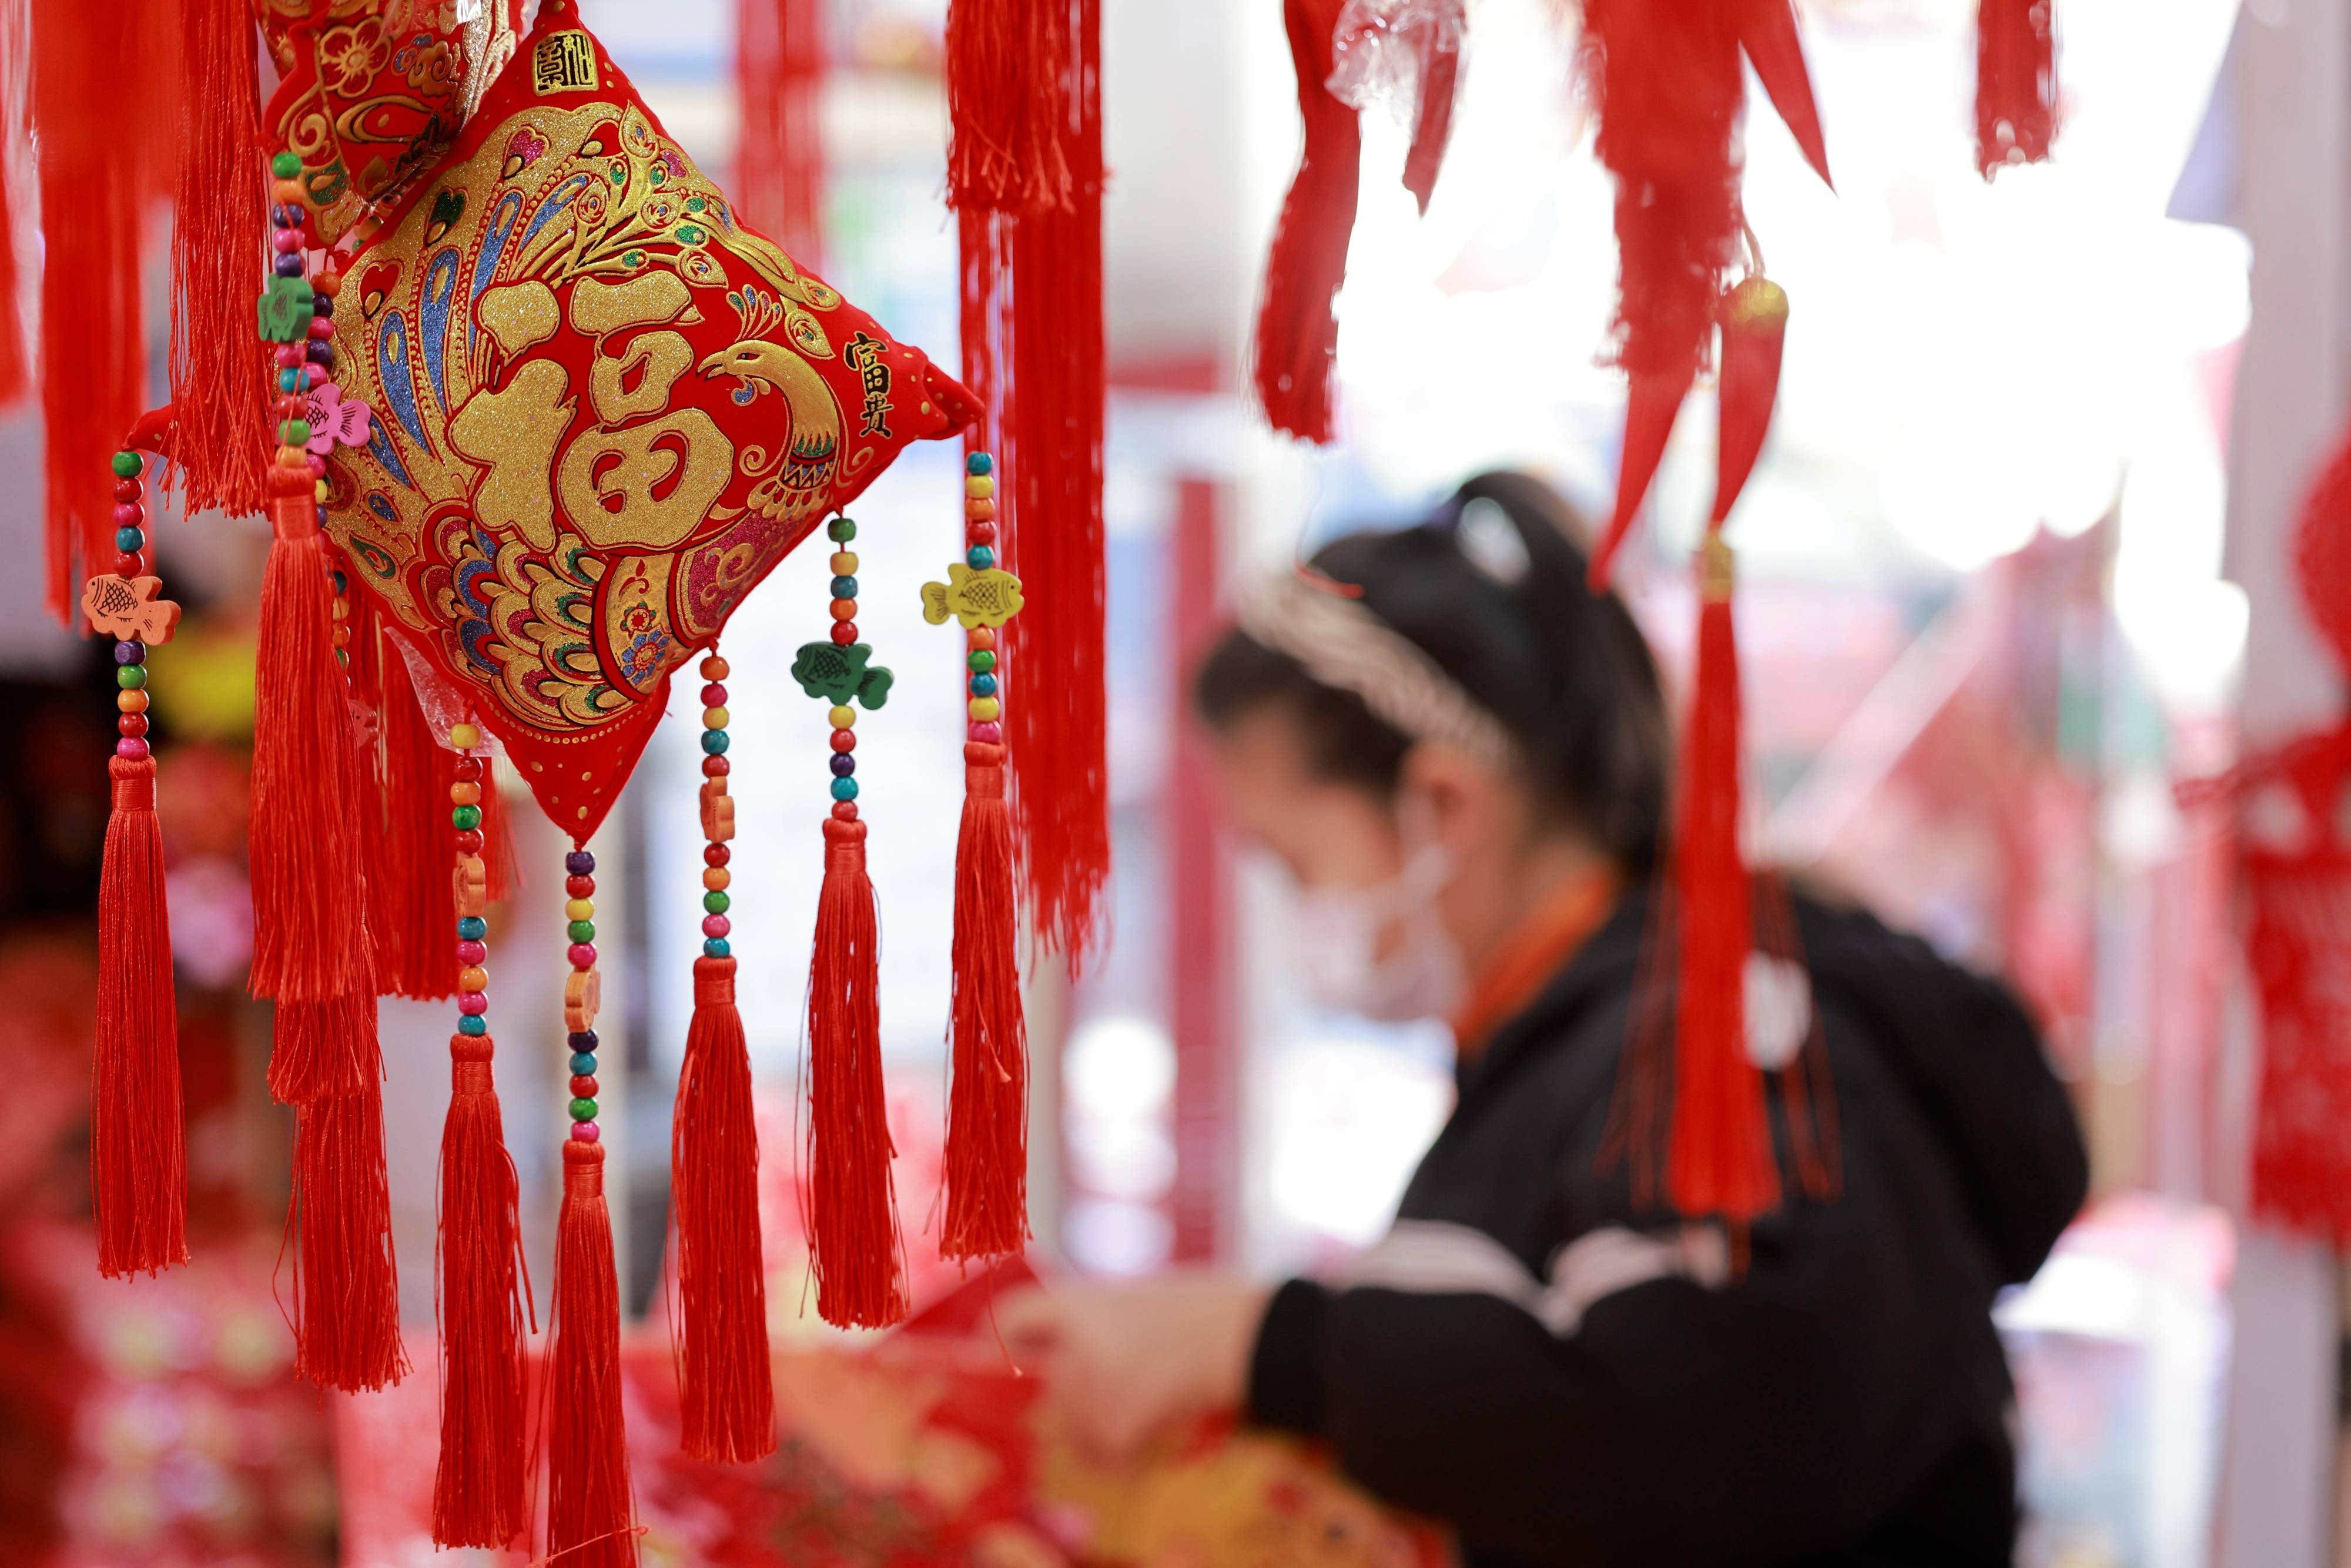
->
[1291, 839, 1466, 1023]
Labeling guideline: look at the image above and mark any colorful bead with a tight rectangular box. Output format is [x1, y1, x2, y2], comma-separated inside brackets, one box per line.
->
[455, 829, 485, 853]
[118, 688, 148, 713]
[703, 890, 729, 914]
[704, 866, 729, 890]
[969, 673, 998, 696]
[119, 713, 148, 738]
[567, 849, 596, 875]
[970, 626, 996, 651]
[966, 475, 994, 499]
[570, 1030, 599, 1051]
[457, 1014, 488, 1037]
[701, 755, 730, 778]
[966, 546, 995, 569]
[454, 755, 484, 781]
[969, 650, 996, 672]
[830, 800, 859, 822]
[829, 754, 855, 778]
[115, 526, 145, 553]
[829, 598, 856, 622]
[699, 682, 726, 706]
[115, 641, 145, 664]
[969, 697, 1001, 721]
[830, 777, 858, 802]
[458, 991, 489, 1016]
[111, 451, 142, 478]
[828, 516, 856, 543]
[566, 874, 595, 898]
[701, 913, 731, 939]
[570, 1052, 598, 1076]
[831, 551, 858, 574]
[968, 522, 998, 545]
[572, 1121, 601, 1143]
[571, 1074, 599, 1098]
[457, 939, 487, 965]
[458, 915, 487, 941]
[971, 721, 1003, 743]
[703, 843, 729, 867]
[830, 575, 858, 598]
[450, 780, 482, 806]
[967, 452, 993, 475]
[699, 654, 729, 681]
[567, 919, 596, 943]
[704, 937, 731, 958]
[451, 722, 482, 749]
[702, 705, 729, 729]
[699, 729, 729, 755]
[829, 728, 856, 753]
[451, 803, 483, 830]
[116, 738, 149, 759]
[828, 705, 855, 729]
[568, 942, 598, 968]
[570, 1097, 598, 1122]
[564, 897, 594, 922]
[272, 151, 302, 178]
[117, 665, 147, 691]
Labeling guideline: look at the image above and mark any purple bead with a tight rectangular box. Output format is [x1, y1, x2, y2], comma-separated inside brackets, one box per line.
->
[116, 738, 149, 759]
[571, 1121, 601, 1143]
[568, 942, 597, 969]
[273, 254, 304, 278]
[457, 991, 488, 1016]
[114, 641, 144, 665]
[305, 341, 333, 366]
[970, 721, 1003, 744]
[456, 939, 487, 965]
[701, 913, 730, 939]
[565, 849, 596, 875]
[830, 753, 855, 778]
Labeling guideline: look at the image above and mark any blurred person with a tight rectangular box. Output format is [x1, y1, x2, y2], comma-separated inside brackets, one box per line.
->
[999, 471, 2088, 1567]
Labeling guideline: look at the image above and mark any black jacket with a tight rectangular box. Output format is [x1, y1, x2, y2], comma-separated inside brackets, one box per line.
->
[1247, 890, 2088, 1567]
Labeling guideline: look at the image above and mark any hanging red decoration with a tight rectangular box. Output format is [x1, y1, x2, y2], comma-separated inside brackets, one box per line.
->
[1976, 0, 2057, 178]
[1254, 0, 1358, 446]
[736, 0, 829, 269]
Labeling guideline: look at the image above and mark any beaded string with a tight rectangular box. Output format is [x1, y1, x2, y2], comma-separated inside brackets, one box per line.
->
[823, 517, 865, 821]
[263, 148, 340, 530]
[700, 651, 734, 959]
[962, 455, 1004, 743]
[450, 720, 494, 1045]
[565, 846, 603, 1144]
[104, 449, 162, 759]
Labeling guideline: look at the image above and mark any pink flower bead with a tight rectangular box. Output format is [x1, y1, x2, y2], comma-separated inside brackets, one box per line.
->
[702, 913, 730, 939]
[571, 1122, 600, 1143]
[457, 991, 488, 1016]
[456, 939, 487, 965]
[116, 738, 148, 759]
[970, 722, 1003, 744]
[568, 942, 597, 969]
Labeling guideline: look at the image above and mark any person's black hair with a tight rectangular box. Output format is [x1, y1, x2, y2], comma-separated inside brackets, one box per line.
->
[1192, 470, 1669, 873]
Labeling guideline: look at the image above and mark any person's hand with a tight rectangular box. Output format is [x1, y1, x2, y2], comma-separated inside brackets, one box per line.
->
[996, 1271, 1271, 1462]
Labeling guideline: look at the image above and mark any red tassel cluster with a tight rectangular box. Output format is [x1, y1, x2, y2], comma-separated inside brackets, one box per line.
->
[434, 1036, 528, 1546]
[289, 1071, 409, 1392]
[1976, 0, 2057, 178]
[673, 956, 775, 1460]
[942, 741, 1028, 1261]
[806, 816, 907, 1328]
[547, 1141, 639, 1567]
[1254, 0, 1358, 446]
[168, 0, 269, 517]
[947, 0, 1110, 967]
[93, 756, 189, 1278]
[735, 0, 829, 267]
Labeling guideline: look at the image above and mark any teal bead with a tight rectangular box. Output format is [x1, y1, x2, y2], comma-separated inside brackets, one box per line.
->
[458, 915, 487, 941]
[451, 803, 483, 830]
[969, 673, 997, 696]
[701, 729, 729, 755]
[968, 650, 995, 673]
[967, 452, 992, 475]
[569, 1097, 598, 1122]
[457, 1014, 488, 1037]
[570, 1051, 598, 1075]
[279, 368, 300, 394]
[115, 527, 145, 553]
[116, 665, 146, 691]
[567, 919, 596, 943]
[830, 776, 858, 802]
[704, 937, 731, 958]
[830, 574, 858, 599]
[967, 546, 996, 569]
[272, 151, 302, 179]
[110, 451, 142, 478]
[827, 516, 856, 542]
[703, 890, 729, 914]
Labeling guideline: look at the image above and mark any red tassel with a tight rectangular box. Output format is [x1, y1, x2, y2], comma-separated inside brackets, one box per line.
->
[267, 991, 374, 1104]
[944, 0, 1073, 216]
[545, 1140, 639, 1568]
[167, 0, 267, 516]
[942, 743, 1027, 1262]
[0, 14, 28, 412]
[1976, 0, 2056, 178]
[290, 1074, 410, 1392]
[672, 956, 775, 1462]
[1739, 0, 1831, 190]
[250, 497, 370, 1003]
[433, 1034, 528, 1550]
[1665, 536, 1776, 1222]
[1254, 0, 1358, 445]
[805, 816, 907, 1329]
[31, 0, 154, 621]
[1710, 277, 1789, 525]
[735, 0, 829, 268]
[93, 756, 188, 1278]
[376, 650, 459, 999]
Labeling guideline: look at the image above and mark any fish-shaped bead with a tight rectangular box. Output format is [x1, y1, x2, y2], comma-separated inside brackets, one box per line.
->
[82, 575, 183, 645]
[790, 639, 895, 709]
[919, 562, 1023, 630]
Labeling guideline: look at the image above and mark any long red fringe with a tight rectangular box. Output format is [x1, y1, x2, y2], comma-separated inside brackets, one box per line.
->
[944, 0, 1073, 215]
[249, 498, 370, 1003]
[267, 991, 374, 1104]
[735, 0, 828, 267]
[168, 0, 267, 516]
[672, 956, 775, 1462]
[1253, 0, 1358, 445]
[93, 756, 188, 1278]
[30, 0, 155, 621]
[0, 11, 27, 412]
[805, 817, 907, 1329]
[1665, 539, 1777, 1223]
[545, 1140, 639, 1568]
[290, 1076, 410, 1393]
[942, 743, 1027, 1262]
[375, 649, 460, 999]
[433, 1034, 528, 1550]
[1976, 0, 2057, 177]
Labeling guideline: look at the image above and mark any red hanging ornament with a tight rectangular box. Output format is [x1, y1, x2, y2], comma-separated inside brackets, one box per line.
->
[1254, 0, 1359, 446]
[545, 1140, 639, 1568]
[1976, 0, 2057, 178]
[736, 0, 829, 267]
[289, 1068, 408, 1393]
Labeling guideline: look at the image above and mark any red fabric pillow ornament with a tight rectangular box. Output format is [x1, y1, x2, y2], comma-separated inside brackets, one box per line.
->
[320, 6, 978, 841]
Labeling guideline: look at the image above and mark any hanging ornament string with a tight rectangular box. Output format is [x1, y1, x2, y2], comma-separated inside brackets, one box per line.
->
[433, 719, 530, 1550]
[796, 515, 909, 1328]
[88, 443, 189, 1279]
[930, 452, 1029, 1263]
[672, 647, 775, 1462]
